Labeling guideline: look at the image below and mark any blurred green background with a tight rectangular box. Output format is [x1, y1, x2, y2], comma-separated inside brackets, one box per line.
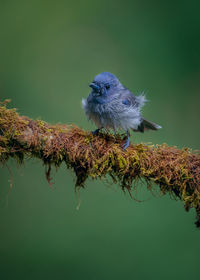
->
[0, 0, 200, 279]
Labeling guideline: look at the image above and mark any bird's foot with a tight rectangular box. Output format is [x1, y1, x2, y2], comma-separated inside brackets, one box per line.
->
[122, 130, 130, 150]
[92, 128, 100, 135]
[122, 138, 130, 150]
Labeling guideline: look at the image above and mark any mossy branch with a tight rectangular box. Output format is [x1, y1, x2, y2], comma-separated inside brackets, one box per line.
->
[0, 100, 200, 228]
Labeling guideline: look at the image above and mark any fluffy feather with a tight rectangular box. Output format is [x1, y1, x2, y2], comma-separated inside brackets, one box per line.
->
[82, 72, 161, 135]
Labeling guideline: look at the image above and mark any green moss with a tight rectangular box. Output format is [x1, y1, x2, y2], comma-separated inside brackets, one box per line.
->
[1, 100, 200, 228]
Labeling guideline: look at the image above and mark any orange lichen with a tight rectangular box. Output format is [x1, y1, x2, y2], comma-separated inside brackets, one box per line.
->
[0, 100, 200, 227]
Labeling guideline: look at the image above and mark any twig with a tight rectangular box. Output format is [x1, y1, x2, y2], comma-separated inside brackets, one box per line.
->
[0, 100, 200, 228]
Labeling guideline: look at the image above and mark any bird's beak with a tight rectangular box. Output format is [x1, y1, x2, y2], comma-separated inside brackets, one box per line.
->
[89, 83, 101, 92]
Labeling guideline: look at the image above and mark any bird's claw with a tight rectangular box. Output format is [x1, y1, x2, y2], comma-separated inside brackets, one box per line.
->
[92, 128, 100, 135]
[122, 138, 130, 150]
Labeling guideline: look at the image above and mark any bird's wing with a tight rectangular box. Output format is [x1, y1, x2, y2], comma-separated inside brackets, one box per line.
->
[120, 89, 146, 108]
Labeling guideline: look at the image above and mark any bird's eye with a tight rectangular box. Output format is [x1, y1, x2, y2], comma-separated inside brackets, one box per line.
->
[105, 84, 110, 90]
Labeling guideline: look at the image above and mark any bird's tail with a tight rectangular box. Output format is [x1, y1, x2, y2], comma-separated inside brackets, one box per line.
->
[142, 118, 162, 131]
[136, 118, 162, 132]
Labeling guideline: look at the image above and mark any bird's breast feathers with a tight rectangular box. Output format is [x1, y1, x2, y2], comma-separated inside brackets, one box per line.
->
[82, 95, 142, 131]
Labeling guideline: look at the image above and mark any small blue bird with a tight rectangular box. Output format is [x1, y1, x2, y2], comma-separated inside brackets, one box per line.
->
[82, 72, 162, 149]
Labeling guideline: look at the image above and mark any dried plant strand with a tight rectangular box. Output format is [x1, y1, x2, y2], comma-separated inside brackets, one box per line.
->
[0, 101, 200, 227]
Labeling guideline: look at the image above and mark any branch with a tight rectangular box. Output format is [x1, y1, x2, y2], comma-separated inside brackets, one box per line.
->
[0, 100, 200, 228]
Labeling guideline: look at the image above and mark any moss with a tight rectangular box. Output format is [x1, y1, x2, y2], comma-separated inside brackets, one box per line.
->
[0, 100, 200, 228]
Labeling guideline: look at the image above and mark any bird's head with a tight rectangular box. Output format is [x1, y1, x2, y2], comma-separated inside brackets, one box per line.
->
[89, 72, 122, 97]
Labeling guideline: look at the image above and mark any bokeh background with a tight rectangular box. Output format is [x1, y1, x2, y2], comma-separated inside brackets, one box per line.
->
[1, 0, 200, 279]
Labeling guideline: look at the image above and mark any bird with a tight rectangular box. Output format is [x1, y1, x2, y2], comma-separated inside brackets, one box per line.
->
[82, 72, 162, 149]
